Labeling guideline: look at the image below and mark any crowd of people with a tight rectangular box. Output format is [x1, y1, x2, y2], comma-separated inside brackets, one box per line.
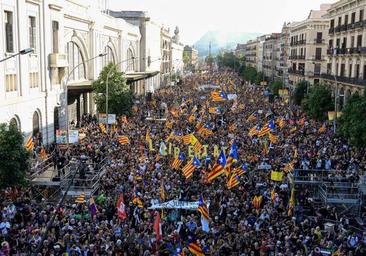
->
[1, 70, 366, 255]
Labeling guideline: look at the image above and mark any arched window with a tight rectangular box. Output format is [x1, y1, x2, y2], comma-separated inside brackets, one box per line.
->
[9, 115, 21, 131]
[32, 111, 40, 136]
[126, 48, 135, 72]
[66, 41, 86, 82]
[102, 45, 115, 67]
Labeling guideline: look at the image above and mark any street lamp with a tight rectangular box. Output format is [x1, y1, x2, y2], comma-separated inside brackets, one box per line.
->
[0, 48, 34, 63]
[64, 53, 107, 144]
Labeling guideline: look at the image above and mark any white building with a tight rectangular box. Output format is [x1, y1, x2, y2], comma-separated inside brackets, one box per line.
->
[171, 26, 184, 80]
[0, 0, 141, 144]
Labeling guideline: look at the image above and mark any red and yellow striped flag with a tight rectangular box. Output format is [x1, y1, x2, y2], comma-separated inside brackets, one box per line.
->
[25, 135, 34, 151]
[118, 136, 130, 145]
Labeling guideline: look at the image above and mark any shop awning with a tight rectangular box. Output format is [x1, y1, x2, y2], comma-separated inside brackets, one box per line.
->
[125, 71, 160, 83]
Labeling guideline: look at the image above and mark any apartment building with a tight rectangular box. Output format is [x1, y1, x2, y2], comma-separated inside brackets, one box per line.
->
[183, 45, 198, 71]
[263, 33, 281, 81]
[275, 23, 291, 84]
[245, 39, 258, 69]
[288, 4, 331, 87]
[322, 0, 366, 107]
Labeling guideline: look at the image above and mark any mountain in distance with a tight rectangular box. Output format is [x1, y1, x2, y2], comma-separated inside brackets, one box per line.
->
[193, 30, 261, 57]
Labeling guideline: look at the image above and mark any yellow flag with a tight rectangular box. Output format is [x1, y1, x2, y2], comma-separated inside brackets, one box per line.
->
[190, 134, 198, 146]
[270, 171, 283, 182]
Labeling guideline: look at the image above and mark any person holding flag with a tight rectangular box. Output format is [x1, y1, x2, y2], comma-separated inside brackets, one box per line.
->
[207, 150, 227, 182]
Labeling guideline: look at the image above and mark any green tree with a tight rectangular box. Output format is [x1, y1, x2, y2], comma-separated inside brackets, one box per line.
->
[338, 93, 366, 147]
[256, 72, 264, 85]
[304, 85, 333, 121]
[0, 123, 30, 188]
[242, 66, 257, 83]
[292, 80, 309, 105]
[183, 51, 190, 67]
[270, 81, 283, 96]
[205, 55, 214, 66]
[92, 63, 134, 117]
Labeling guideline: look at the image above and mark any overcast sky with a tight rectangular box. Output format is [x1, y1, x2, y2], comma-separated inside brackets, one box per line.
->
[110, 0, 337, 45]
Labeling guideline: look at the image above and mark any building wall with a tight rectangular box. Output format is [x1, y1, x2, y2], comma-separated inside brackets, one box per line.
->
[0, 0, 141, 144]
[171, 42, 184, 76]
[288, 9, 330, 87]
[324, 0, 366, 101]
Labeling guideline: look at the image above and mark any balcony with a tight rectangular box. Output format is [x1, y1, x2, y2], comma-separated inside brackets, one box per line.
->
[311, 55, 324, 61]
[340, 24, 348, 32]
[329, 27, 335, 34]
[49, 53, 68, 68]
[347, 23, 356, 30]
[321, 73, 366, 86]
[314, 38, 325, 44]
[335, 26, 341, 33]
[298, 40, 306, 46]
[288, 68, 305, 76]
[355, 21, 364, 29]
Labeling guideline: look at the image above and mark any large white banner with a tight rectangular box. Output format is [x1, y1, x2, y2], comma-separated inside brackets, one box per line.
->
[148, 200, 210, 211]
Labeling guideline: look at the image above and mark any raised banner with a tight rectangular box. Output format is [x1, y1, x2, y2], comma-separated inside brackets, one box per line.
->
[98, 113, 117, 124]
[148, 200, 210, 210]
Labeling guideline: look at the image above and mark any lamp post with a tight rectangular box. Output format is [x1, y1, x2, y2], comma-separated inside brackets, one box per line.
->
[0, 48, 34, 63]
[105, 57, 136, 133]
[64, 53, 107, 144]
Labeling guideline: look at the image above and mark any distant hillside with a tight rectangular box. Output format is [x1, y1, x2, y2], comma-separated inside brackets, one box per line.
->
[194, 30, 261, 57]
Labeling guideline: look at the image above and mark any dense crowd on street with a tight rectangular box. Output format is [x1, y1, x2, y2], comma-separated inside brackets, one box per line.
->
[1, 70, 366, 255]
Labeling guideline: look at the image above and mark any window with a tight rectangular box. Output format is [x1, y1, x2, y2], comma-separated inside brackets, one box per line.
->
[317, 32, 322, 40]
[356, 64, 360, 78]
[351, 12, 356, 24]
[345, 15, 349, 25]
[327, 63, 332, 74]
[5, 74, 17, 92]
[126, 48, 135, 72]
[29, 16, 36, 50]
[360, 9, 364, 22]
[315, 48, 322, 60]
[102, 46, 115, 67]
[351, 36, 355, 48]
[66, 41, 86, 81]
[340, 64, 345, 77]
[4, 11, 14, 53]
[363, 65, 366, 80]
[29, 72, 39, 88]
[52, 21, 59, 53]
[357, 35, 362, 47]
[330, 19, 335, 28]
[342, 37, 347, 49]
[314, 63, 321, 75]
[338, 16, 342, 26]
[349, 64, 352, 78]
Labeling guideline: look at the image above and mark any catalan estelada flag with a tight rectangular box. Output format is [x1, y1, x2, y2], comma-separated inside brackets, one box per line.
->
[198, 195, 210, 232]
[227, 173, 240, 189]
[198, 124, 214, 136]
[277, 117, 285, 129]
[247, 111, 257, 122]
[258, 120, 275, 137]
[226, 141, 238, 168]
[171, 152, 185, 169]
[248, 125, 260, 137]
[284, 161, 295, 173]
[75, 192, 86, 204]
[208, 107, 221, 115]
[182, 157, 201, 179]
[133, 191, 144, 208]
[288, 188, 295, 216]
[210, 91, 227, 102]
[160, 182, 166, 202]
[252, 195, 263, 209]
[188, 242, 205, 256]
[182, 134, 192, 145]
[207, 150, 227, 182]
[268, 133, 279, 144]
[24, 135, 34, 151]
[193, 141, 203, 154]
[118, 136, 129, 145]
[99, 123, 106, 133]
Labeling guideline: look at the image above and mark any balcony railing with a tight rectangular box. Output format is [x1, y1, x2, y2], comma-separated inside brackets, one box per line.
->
[340, 24, 348, 32]
[329, 27, 335, 34]
[327, 47, 366, 55]
[288, 68, 305, 76]
[335, 26, 341, 33]
[289, 55, 306, 60]
[321, 73, 366, 86]
[314, 38, 325, 44]
[311, 55, 324, 61]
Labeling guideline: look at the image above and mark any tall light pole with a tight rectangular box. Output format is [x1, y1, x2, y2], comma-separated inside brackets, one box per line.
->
[0, 48, 34, 63]
[64, 53, 107, 144]
[105, 57, 136, 133]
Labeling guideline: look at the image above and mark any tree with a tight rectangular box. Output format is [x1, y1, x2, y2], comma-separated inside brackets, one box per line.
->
[0, 123, 30, 188]
[270, 81, 283, 96]
[292, 80, 309, 105]
[304, 85, 333, 121]
[205, 55, 214, 66]
[92, 63, 134, 117]
[256, 72, 264, 85]
[338, 93, 366, 147]
[243, 66, 257, 83]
